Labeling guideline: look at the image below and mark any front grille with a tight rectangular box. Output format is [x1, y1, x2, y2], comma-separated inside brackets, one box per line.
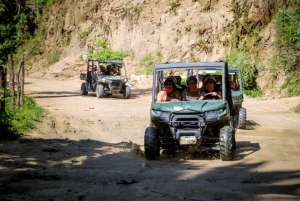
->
[111, 82, 121, 87]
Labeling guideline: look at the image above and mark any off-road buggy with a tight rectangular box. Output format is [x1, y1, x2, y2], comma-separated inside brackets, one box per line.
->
[144, 61, 237, 161]
[80, 59, 131, 99]
[229, 67, 247, 129]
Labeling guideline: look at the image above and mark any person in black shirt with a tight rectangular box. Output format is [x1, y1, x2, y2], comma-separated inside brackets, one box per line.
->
[199, 75, 222, 100]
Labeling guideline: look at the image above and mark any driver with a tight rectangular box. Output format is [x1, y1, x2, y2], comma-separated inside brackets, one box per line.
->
[111, 66, 118, 75]
[199, 75, 222, 100]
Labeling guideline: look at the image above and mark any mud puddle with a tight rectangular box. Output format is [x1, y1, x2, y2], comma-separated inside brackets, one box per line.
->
[237, 127, 300, 137]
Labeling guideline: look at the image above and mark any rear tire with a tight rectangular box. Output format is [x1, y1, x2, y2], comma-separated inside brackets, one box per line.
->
[123, 85, 131, 99]
[144, 127, 160, 160]
[81, 83, 88, 95]
[96, 84, 104, 98]
[220, 126, 234, 161]
[238, 107, 247, 129]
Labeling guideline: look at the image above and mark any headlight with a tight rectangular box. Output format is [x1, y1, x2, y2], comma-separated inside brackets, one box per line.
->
[205, 109, 223, 119]
[233, 95, 243, 100]
[233, 95, 243, 102]
[101, 78, 106, 82]
[152, 110, 170, 117]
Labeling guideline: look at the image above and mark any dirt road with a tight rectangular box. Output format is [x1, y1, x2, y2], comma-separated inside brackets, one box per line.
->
[1, 77, 300, 201]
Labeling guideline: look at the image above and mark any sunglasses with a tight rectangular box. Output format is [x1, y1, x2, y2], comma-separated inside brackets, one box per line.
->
[206, 80, 214, 84]
[164, 82, 173, 86]
[188, 82, 196, 85]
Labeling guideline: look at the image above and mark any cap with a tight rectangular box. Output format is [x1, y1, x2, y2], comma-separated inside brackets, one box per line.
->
[186, 75, 197, 86]
[164, 76, 177, 85]
[204, 75, 216, 83]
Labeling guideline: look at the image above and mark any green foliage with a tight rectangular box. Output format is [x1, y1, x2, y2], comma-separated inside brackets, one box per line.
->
[79, 55, 83, 61]
[186, 24, 192, 32]
[123, 4, 142, 16]
[156, 52, 163, 62]
[91, 49, 128, 60]
[138, 52, 163, 75]
[169, 3, 178, 13]
[294, 104, 300, 114]
[281, 73, 300, 96]
[274, 1, 300, 96]
[275, 1, 300, 73]
[139, 55, 154, 75]
[181, 77, 187, 85]
[244, 89, 263, 98]
[225, 50, 258, 90]
[47, 52, 60, 65]
[96, 40, 107, 48]
[0, 96, 47, 137]
[0, 0, 51, 64]
[222, 38, 230, 46]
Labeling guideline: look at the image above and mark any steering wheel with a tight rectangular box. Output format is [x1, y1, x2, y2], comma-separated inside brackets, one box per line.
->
[204, 93, 213, 98]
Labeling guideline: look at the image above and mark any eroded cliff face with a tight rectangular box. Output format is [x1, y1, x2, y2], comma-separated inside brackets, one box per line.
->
[29, 0, 278, 92]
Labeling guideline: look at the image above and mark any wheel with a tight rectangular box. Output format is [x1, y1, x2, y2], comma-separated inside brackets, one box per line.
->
[96, 84, 104, 98]
[144, 127, 160, 160]
[237, 107, 247, 129]
[81, 83, 88, 95]
[204, 93, 213, 98]
[123, 85, 131, 99]
[220, 126, 234, 161]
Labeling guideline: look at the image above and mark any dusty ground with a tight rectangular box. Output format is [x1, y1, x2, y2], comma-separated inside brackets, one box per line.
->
[1, 76, 300, 201]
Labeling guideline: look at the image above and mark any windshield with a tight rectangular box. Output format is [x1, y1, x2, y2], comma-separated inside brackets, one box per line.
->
[87, 60, 126, 77]
[152, 62, 229, 103]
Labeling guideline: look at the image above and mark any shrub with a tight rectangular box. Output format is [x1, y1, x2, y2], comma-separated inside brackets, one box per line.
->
[0, 96, 47, 138]
[225, 50, 258, 90]
[91, 49, 128, 60]
[294, 104, 300, 114]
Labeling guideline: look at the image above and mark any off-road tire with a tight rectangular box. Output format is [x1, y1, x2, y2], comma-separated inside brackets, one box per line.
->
[81, 83, 88, 95]
[238, 107, 246, 129]
[220, 126, 234, 161]
[123, 85, 131, 99]
[144, 127, 160, 160]
[96, 84, 104, 98]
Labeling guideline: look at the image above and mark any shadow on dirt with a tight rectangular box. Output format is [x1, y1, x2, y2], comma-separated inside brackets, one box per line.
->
[246, 119, 261, 126]
[76, 88, 152, 100]
[26, 91, 81, 99]
[0, 137, 298, 201]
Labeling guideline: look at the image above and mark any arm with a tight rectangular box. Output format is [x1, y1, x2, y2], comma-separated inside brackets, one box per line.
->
[170, 90, 181, 102]
[156, 91, 165, 102]
[211, 91, 222, 99]
[199, 91, 205, 100]
[181, 90, 186, 101]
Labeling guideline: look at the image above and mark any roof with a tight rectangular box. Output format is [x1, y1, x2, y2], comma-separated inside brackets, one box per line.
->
[154, 61, 228, 70]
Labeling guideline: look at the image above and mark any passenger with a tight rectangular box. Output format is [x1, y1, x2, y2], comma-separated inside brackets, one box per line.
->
[92, 64, 100, 81]
[219, 75, 237, 91]
[156, 76, 181, 102]
[99, 65, 105, 75]
[182, 76, 201, 101]
[229, 75, 236, 90]
[199, 75, 222, 100]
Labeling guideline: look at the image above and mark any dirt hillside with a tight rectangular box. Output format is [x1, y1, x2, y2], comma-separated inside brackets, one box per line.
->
[28, 0, 280, 94]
